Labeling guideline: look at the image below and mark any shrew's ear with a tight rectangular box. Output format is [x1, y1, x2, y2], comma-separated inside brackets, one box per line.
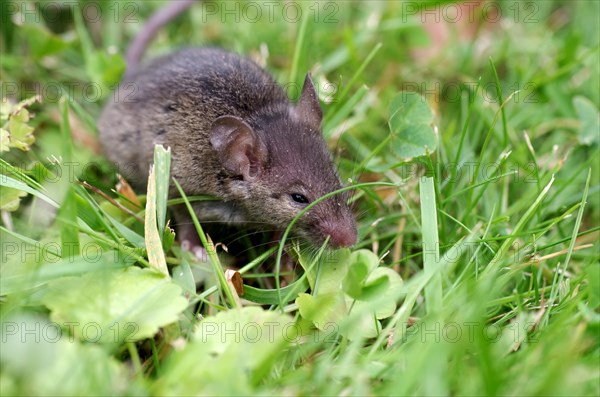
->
[296, 73, 323, 131]
[210, 115, 268, 181]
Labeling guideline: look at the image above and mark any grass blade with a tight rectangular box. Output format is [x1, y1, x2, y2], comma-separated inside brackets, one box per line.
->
[325, 43, 382, 123]
[289, 5, 310, 87]
[482, 175, 555, 278]
[144, 163, 169, 276]
[544, 168, 592, 324]
[420, 176, 442, 314]
[153, 145, 171, 241]
[172, 178, 238, 309]
[489, 58, 509, 146]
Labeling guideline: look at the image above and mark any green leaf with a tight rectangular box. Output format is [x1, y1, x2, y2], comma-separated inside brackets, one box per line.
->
[43, 267, 188, 344]
[0, 174, 57, 207]
[343, 260, 370, 299]
[162, 222, 176, 252]
[21, 24, 68, 58]
[0, 250, 128, 296]
[339, 261, 402, 340]
[1, 314, 134, 396]
[573, 96, 600, 145]
[172, 257, 196, 294]
[362, 267, 403, 319]
[155, 307, 293, 395]
[97, 51, 127, 88]
[297, 246, 403, 340]
[0, 128, 9, 152]
[298, 248, 351, 293]
[343, 303, 383, 339]
[350, 249, 380, 273]
[358, 273, 390, 301]
[388, 91, 436, 160]
[7, 108, 34, 150]
[390, 94, 433, 125]
[1, 96, 39, 152]
[296, 292, 346, 331]
[0, 187, 27, 211]
[343, 250, 389, 300]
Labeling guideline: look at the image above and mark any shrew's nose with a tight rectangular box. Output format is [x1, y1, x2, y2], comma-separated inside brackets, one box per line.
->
[322, 222, 358, 248]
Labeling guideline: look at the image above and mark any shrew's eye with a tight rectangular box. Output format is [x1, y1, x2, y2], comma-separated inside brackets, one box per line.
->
[290, 193, 309, 204]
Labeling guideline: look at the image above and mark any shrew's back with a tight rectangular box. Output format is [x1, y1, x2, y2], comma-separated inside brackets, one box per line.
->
[98, 48, 288, 188]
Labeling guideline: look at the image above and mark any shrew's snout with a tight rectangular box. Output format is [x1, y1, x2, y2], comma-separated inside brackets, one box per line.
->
[318, 216, 358, 248]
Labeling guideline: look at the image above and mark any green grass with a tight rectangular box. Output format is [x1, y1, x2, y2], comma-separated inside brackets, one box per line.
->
[1, 1, 599, 395]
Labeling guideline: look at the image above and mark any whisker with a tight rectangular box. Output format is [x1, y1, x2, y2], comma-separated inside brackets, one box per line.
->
[355, 209, 371, 219]
[171, 220, 277, 226]
[224, 229, 280, 247]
